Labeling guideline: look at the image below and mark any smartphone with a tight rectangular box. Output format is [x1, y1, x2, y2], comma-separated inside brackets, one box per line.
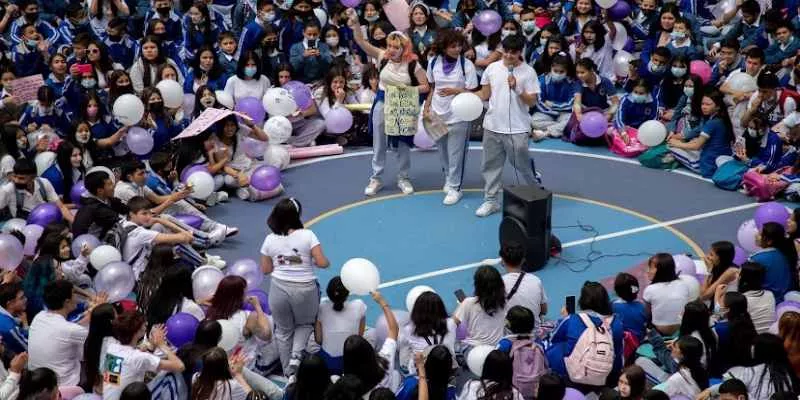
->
[308, 39, 317, 49]
[565, 296, 576, 314]
[76, 63, 93, 75]
[454, 289, 466, 302]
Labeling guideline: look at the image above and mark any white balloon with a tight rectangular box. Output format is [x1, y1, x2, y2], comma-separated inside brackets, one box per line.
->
[215, 91, 235, 109]
[597, 0, 617, 8]
[613, 50, 632, 78]
[314, 8, 327, 27]
[264, 145, 291, 170]
[451, 93, 483, 122]
[156, 79, 183, 108]
[264, 116, 293, 144]
[728, 73, 757, 93]
[113, 94, 145, 126]
[187, 171, 215, 199]
[262, 88, 298, 117]
[34, 151, 56, 175]
[406, 285, 435, 312]
[192, 265, 225, 302]
[611, 22, 627, 50]
[87, 166, 116, 184]
[637, 120, 667, 147]
[467, 345, 495, 376]
[340, 258, 380, 295]
[1, 218, 26, 234]
[217, 319, 241, 352]
[90, 245, 122, 269]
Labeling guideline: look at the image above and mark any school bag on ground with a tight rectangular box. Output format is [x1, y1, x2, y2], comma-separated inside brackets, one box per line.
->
[742, 167, 791, 201]
[509, 338, 548, 398]
[564, 313, 615, 386]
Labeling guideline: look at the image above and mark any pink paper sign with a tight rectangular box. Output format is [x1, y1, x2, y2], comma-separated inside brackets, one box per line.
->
[10, 75, 45, 103]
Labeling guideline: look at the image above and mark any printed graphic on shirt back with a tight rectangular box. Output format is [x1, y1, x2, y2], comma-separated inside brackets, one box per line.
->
[104, 354, 125, 386]
[276, 248, 303, 265]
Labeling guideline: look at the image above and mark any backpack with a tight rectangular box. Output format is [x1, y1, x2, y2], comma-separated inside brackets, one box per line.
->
[509, 338, 548, 398]
[564, 313, 615, 386]
[605, 127, 648, 158]
[428, 55, 467, 79]
[103, 220, 144, 265]
[711, 158, 749, 190]
[741, 167, 790, 201]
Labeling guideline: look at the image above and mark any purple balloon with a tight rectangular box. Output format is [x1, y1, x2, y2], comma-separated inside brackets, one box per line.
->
[22, 224, 43, 256]
[342, 0, 360, 6]
[608, 0, 631, 20]
[242, 137, 268, 159]
[27, 203, 62, 227]
[180, 164, 210, 183]
[70, 180, 87, 205]
[456, 322, 467, 340]
[473, 10, 502, 36]
[71, 233, 101, 258]
[623, 37, 635, 52]
[243, 289, 271, 314]
[0, 233, 23, 271]
[673, 254, 695, 277]
[579, 111, 607, 138]
[563, 388, 586, 400]
[250, 165, 281, 191]
[325, 107, 354, 135]
[235, 97, 266, 125]
[282, 81, 313, 110]
[733, 245, 748, 266]
[228, 258, 264, 290]
[166, 312, 200, 347]
[174, 214, 204, 229]
[126, 127, 154, 155]
[754, 202, 790, 229]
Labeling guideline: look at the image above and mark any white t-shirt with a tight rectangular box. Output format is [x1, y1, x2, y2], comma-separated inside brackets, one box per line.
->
[317, 299, 366, 357]
[503, 272, 548, 323]
[191, 374, 249, 400]
[224, 75, 271, 103]
[364, 337, 400, 397]
[113, 181, 156, 205]
[121, 220, 159, 279]
[457, 380, 525, 400]
[744, 290, 776, 333]
[220, 310, 251, 349]
[259, 229, 320, 283]
[643, 280, 691, 326]
[678, 274, 701, 301]
[454, 297, 505, 347]
[0, 179, 59, 216]
[426, 56, 479, 124]
[661, 369, 702, 398]
[0, 154, 14, 177]
[481, 60, 540, 134]
[178, 297, 206, 321]
[28, 312, 89, 386]
[400, 318, 457, 373]
[101, 339, 161, 400]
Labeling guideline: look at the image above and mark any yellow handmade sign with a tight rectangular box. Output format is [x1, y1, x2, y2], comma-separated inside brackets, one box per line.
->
[384, 85, 419, 136]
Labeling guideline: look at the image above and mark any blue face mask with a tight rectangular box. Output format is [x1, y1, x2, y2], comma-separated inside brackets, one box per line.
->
[25, 39, 37, 47]
[671, 67, 687, 77]
[631, 93, 648, 103]
[244, 66, 258, 78]
[550, 72, 566, 82]
[648, 61, 666, 74]
[683, 87, 694, 97]
[81, 78, 97, 89]
[670, 31, 686, 40]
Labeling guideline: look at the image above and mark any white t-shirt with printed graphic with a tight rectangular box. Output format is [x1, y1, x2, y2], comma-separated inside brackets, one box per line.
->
[101, 339, 161, 400]
[259, 229, 320, 283]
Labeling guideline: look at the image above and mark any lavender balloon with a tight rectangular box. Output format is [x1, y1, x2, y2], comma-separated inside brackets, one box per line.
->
[243, 289, 270, 314]
[174, 214, 204, 229]
[70, 180, 87, 205]
[608, 0, 631, 20]
[737, 219, 761, 253]
[733, 245, 748, 266]
[180, 164, 210, 183]
[126, 127, 154, 155]
[228, 258, 264, 290]
[473, 10, 502, 35]
[235, 97, 266, 125]
[754, 202, 790, 229]
[673, 254, 695, 277]
[282, 81, 313, 110]
[27, 203, 62, 227]
[0, 234, 23, 271]
[94, 261, 136, 303]
[250, 165, 281, 191]
[623, 37, 634, 52]
[166, 312, 200, 347]
[242, 137, 268, 159]
[22, 224, 43, 256]
[325, 107, 354, 134]
[563, 388, 586, 400]
[71, 233, 101, 258]
[342, 0, 360, 6]
[1, 218, 26, 234]
[579, 111, 607, 138]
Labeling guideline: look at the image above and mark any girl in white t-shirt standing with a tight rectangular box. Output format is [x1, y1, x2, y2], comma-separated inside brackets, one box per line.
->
[260, 197, 330, 377]
[424, 30, 479, 206]
[315, 276, 366, 375]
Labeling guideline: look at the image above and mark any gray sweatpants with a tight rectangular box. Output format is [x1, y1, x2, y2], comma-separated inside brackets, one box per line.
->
[371, 100, 411, 182]
[530, 112, 570, 137]
[268, 277, 320, 372]
[242, 367, 284, 400]
[288, 117, 326, 147]
[437, 121, 471, 191]
[481, 129, 538, 203]
[164, 200, 227, 245]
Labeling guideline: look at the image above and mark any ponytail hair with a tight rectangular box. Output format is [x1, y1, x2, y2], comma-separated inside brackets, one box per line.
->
[326, 276, 349, 312]
[676, 335, 709, 390]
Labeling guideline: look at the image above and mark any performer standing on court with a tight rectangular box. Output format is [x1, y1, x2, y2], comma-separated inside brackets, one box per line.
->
[424, 29, 479, 206]
[347, 9, 430, 197]
[474, 35, 541, 217]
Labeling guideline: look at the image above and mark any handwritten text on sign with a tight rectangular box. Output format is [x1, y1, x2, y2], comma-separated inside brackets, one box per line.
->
[10, 75, 45, 103]
[172, 108, 251, 140]
[384, 85, 419, 136]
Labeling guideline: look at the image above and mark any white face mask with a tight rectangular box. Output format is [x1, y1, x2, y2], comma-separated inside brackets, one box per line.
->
[76, 132, 91, 144]
[326, 36, 339, 47]
[501, 29, 517, 39]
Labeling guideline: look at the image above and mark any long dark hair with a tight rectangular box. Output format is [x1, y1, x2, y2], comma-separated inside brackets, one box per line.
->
[88, 40, 115, 73]
[676, 336, 709, 390]
[291, 354, 332, 400]
[737, 262, 766, 293]
[478, 350, 514, 399]
[342, 335, 388, 395]
[206, 275, 246, 321]
[177, 320, 221, 377]
[709, 241, 735, 283]
[679, 301, 718, 374]
[424, 345, 454, 400]
[139, 35, 167, 87]
[687, 74, 705, 119]
[137, 244, 178, 317]
[582, 20, 606, 51]
[751, 333, 799, 397]
[724, 292, 757, 367]
[55, 140, 83, 204]
[473, 266, 506, 316]
[84, 303, 116, 392]
[17, 368, 58, 400]
[703, 88, 734, 143]
[192, 46, 223, 81]
[1, 125, 23, 159]
[146, 265, 195, 329]
[326, 276, 349, 312]
[323, 66, 350, 107]
[649, 253, 679, 284]
[579, 281, 612, 315]
[621, 365, 646, 400]
[188, 2, 215, 45]
[192, 347, 234, 400]
[760, 222, 799, 290]
[411, 291, 448, 340]
[267, 197, 304, 235]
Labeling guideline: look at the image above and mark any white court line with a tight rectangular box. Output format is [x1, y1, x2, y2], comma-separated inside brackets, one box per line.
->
[374, 201, 760, 289]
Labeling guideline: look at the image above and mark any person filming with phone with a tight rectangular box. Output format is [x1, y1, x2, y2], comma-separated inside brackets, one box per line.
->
[289, 20, 332, 84]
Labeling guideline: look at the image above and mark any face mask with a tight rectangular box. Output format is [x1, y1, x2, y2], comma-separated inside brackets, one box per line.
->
[81, 78, 96, 88]
[25, 39, 37, 48]
[683, 87, 694, 96]
[522, 21, 536, 33]
[550, 72, 566, 81]
[87, 106, 99, 117]
[364, 14, 379, 22]
[244, 66, 258, 77]
[200, 96, 216, 107]
[670, 31, 686, 40]
[540, 38, 549, 46]
[648, 61, 665, 74]
[631, 93, 648, 103]
[76, 132, 90, 144]
[501, 29, 517, 39]
[671, 66, 687, 77]
[260, 11, 275, 22]
[326, 37, 339, 47]
[157, 6, 171, 14]
[149, 101, 163, 112]
[14, 182, 28, 190]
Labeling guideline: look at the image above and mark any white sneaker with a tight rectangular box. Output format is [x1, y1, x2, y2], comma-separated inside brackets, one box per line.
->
[397, 179, 414, 195]
[236, 188, 250, 200]
[364, 179, 383, 196]
[531, 129, 547, 142]
[475, 201, 500, 217]
[205, 254, 227, 269]
[443, 190, 462, 205]
[206, 192, 217, 207]
[216, 191, 229, 202]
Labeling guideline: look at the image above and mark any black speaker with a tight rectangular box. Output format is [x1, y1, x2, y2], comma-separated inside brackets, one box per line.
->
[499, 185, 553, 272]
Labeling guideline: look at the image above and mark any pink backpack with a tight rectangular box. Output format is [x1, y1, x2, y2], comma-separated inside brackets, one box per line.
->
[510, 339, 548, 399]
[564, 313, 615, 386]
[741, 167, 790, 201]
[605, 127, 648, 158]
